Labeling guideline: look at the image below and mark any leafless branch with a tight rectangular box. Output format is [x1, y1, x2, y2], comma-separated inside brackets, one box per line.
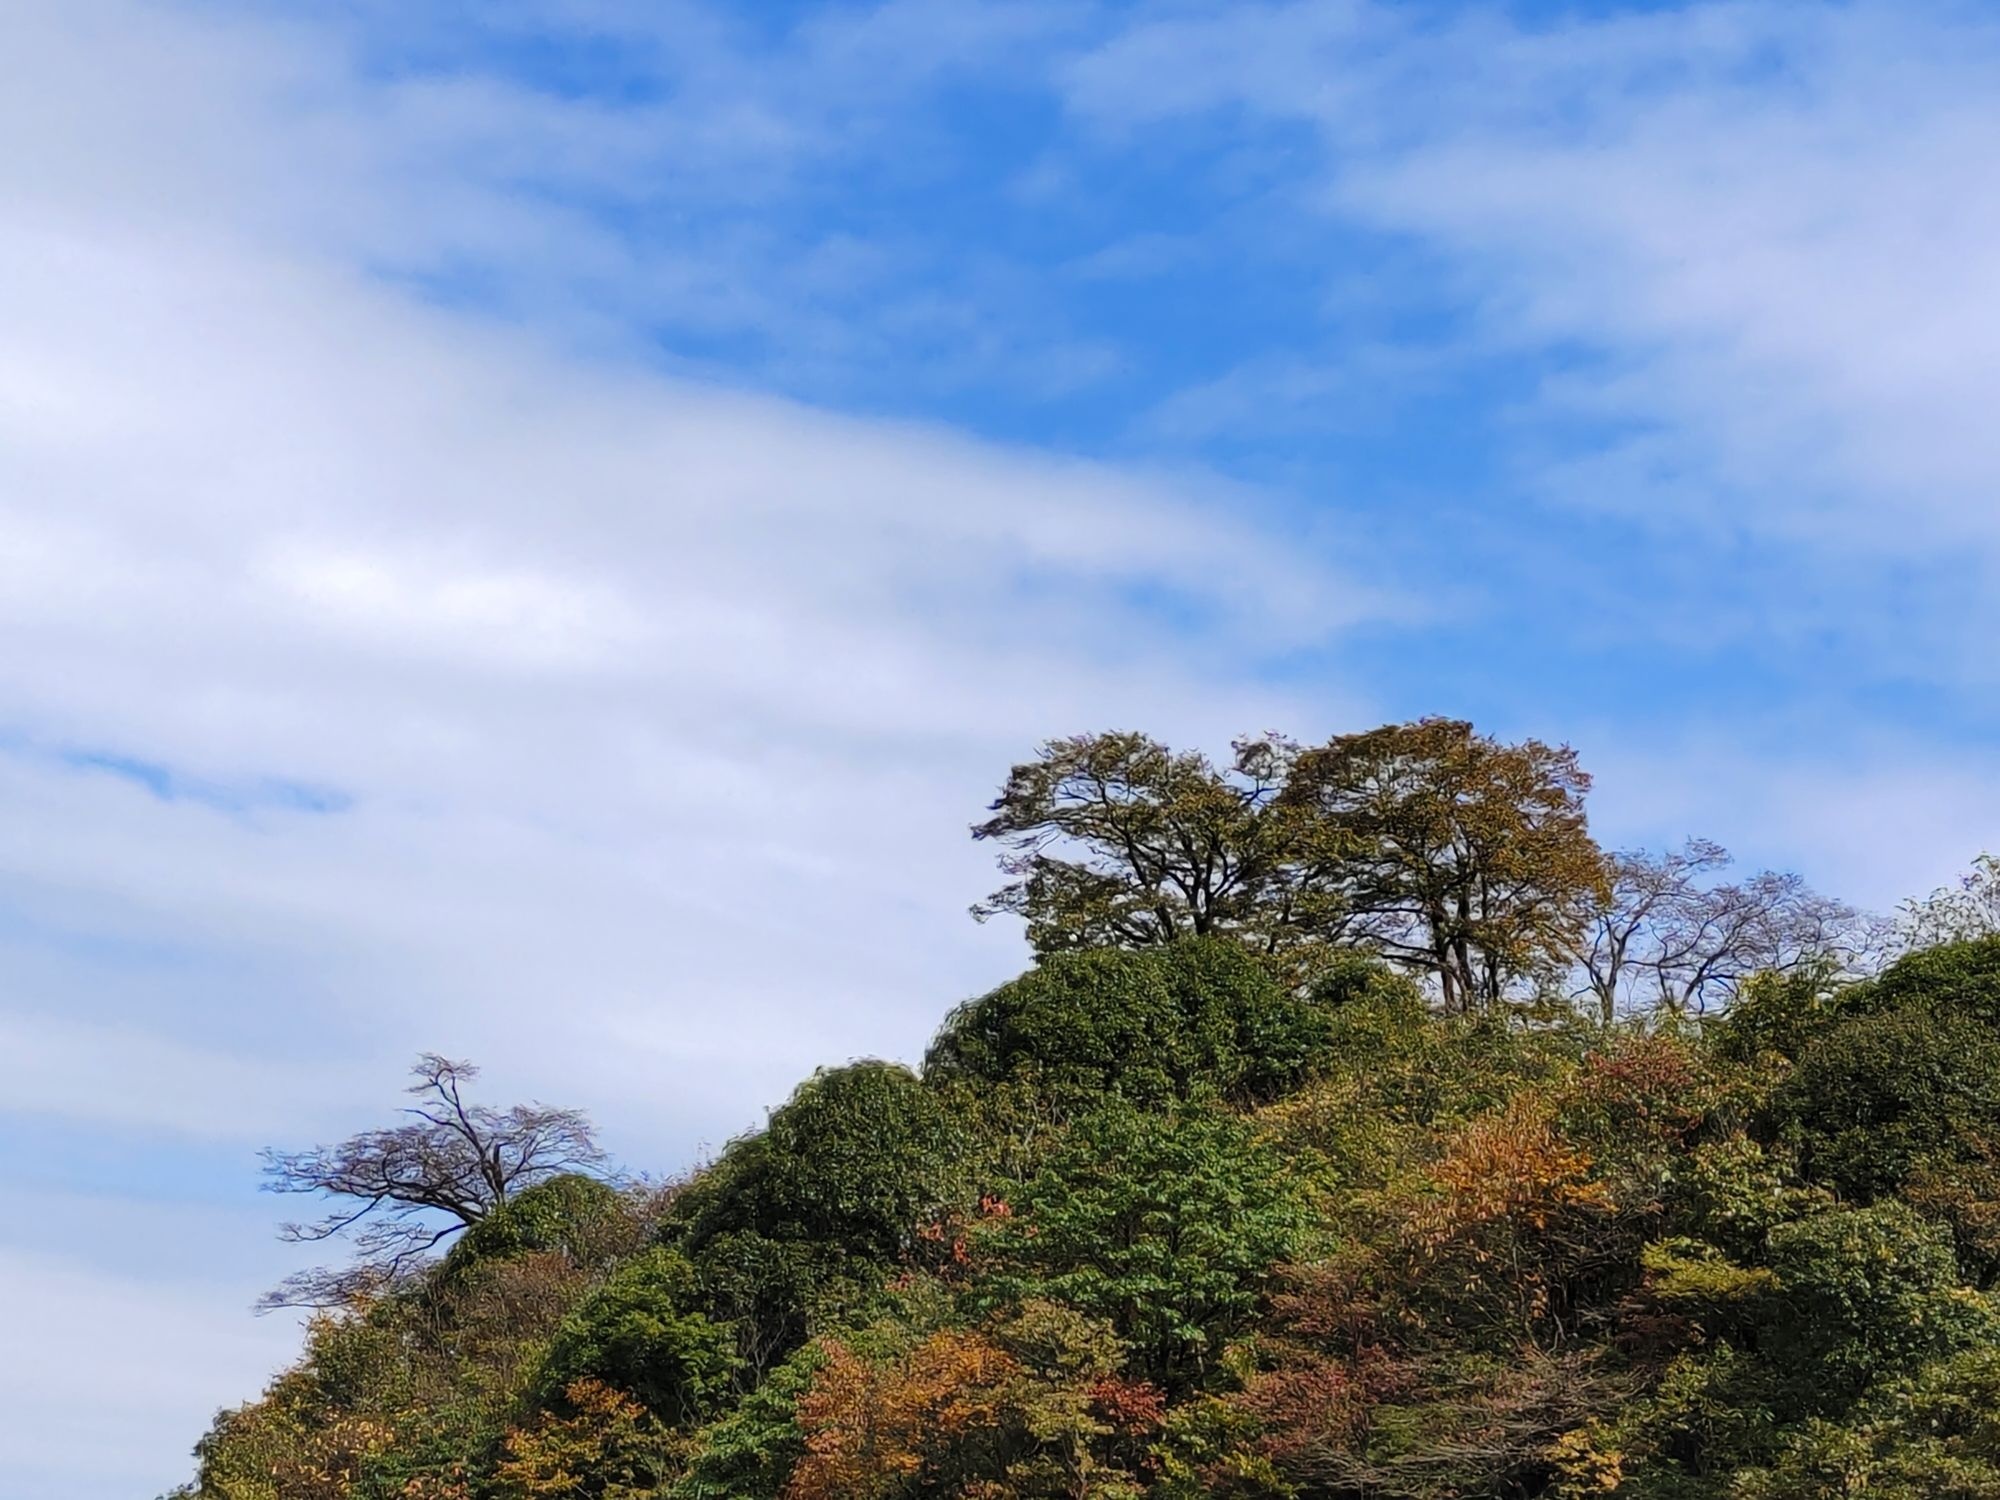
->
[256, 1054, 606, 1311]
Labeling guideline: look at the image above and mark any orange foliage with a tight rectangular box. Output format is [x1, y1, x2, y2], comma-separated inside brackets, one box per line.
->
[1566, 1033, 1708, 1146]
[1384, 1094, 1618, 1339]
[1087, 1376, 1166, 1434]
[1417, 1094, 1610, 1238]
[271, 1413, 400, 1500]
[199, 1367, 405, 1500]
[786, 1332, 1022, 1500]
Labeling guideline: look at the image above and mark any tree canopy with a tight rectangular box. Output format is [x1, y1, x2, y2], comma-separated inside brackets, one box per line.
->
[971, 730, 1313, 959]
[976, 720, 1620, 1009]
[1277, 718, 1607, 1010]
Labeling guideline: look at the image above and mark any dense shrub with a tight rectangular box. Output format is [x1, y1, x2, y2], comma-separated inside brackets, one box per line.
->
[924, 939, 1338, 1116]
[1844, 936, 2000, 1026]
[669, 1060, 968, 1263]
[1770, 1005, 2000, 1203]
[1760, 1201, 1995, 1400]
[1734, 1347, 2000, 1499]
[178, 933, 2000, 1500]
[651, 1061, 972, 1382]
[436, 1173, 634, 1286]
[536, 1247, 742, 1426]
[1707, 967, 1849, 1068]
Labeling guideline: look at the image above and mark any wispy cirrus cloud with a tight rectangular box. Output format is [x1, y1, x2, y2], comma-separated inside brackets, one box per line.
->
[1067, 1, 2000, 573]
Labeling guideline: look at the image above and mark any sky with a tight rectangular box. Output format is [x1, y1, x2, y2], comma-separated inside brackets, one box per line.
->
[6, 0, 2000, 1492]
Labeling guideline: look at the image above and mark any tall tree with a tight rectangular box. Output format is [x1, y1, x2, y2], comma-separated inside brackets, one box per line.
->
[1278, 718, 1607, 1012]
[259, 1053, 605, 1308]
[1572, 840, 1866, 1022]
[971, 731, 1328, 961]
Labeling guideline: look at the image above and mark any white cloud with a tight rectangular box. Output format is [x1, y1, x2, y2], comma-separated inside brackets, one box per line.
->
[0, 0, 1385, 1126]
[1581, 730, 2000, 915]
[14, 2, 2000, 1491]
[1069, 1, 2000, 570]
[0, 1247, 305, 1500]
[0, 5, 1376, 1491]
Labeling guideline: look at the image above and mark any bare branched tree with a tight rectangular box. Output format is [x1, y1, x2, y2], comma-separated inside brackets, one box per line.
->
[1571, 840, 1870, 1022]
[259, 1054, 606, 1309]
[1896, 852, 2000, 951]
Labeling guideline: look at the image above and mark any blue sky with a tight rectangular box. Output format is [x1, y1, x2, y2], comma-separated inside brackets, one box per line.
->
[8, 0, 2000, 1493]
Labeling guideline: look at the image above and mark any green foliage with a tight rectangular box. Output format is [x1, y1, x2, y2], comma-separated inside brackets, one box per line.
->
[926, 939, 1338, 1119]
[1707, 965, 1847, 1067]
[1259, 974, 1578, 1191]
[1847, 935, 2000, 1025]
[1641, 1237, 1779, 1321]
[1307, 949, 1428, 1013]
[649, 1059, 972, 1389]
[1608, 1341, 1785, 1493]
[1771, 1005, 2000, 1201]
[537, 1247, 742, 1426]
[1760, 980, 2000, 1284]
[976, 1103, 1312, 1393]
[1735, 1349, 2000, 1498]
[179, 903, 2000, 1500]
[1599, 1203, 1998, 1494]
[188, 1305, 511, 1500]
[671, 1060, 967, 1263]
[1761, 1201, 1995, 1398]
[971, 731, 1304, 960]
[667, 1342, 823, 1500]
[1659, 1135, 1824, 1260]
[437, 1173, 631, 1284]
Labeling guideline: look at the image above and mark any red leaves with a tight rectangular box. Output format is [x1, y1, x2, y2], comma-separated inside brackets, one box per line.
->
[1088, 1375, 1166, 1434]
[1568, 1032, 1709, 1144]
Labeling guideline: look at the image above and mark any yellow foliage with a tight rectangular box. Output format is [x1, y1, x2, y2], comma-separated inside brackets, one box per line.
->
[492, 1379, 670, 1500]
[1549, 1423, 1625, 1495]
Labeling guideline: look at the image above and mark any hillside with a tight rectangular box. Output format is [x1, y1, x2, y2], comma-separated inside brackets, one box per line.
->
[171, 727, 2000, 1499]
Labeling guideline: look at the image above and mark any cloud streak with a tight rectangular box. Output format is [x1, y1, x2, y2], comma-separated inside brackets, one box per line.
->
[1068, 1, 2000, 572]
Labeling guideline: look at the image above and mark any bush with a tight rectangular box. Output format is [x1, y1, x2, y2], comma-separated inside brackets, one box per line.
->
[436, 1174, 632, 1286]
[667, 1343, 823, 1500]
[657, 1061, 972, 1380]
[924, 939, 1338, 1117]
[1769, 1005, 2000, 1204]
[1260, 974, 1581, 1194]
[537, 1248, 742, 1426]
[1707, 966, 1850, 1069]
[670, 1061, 967, 1264]
[1735, 1350, 2000, 1499]
[1761, 1202, 1995, 1401]
[1846, 937, 2000, 1026]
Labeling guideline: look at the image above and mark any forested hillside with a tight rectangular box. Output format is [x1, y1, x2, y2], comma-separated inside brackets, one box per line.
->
[173, 722, 2000, 1499]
